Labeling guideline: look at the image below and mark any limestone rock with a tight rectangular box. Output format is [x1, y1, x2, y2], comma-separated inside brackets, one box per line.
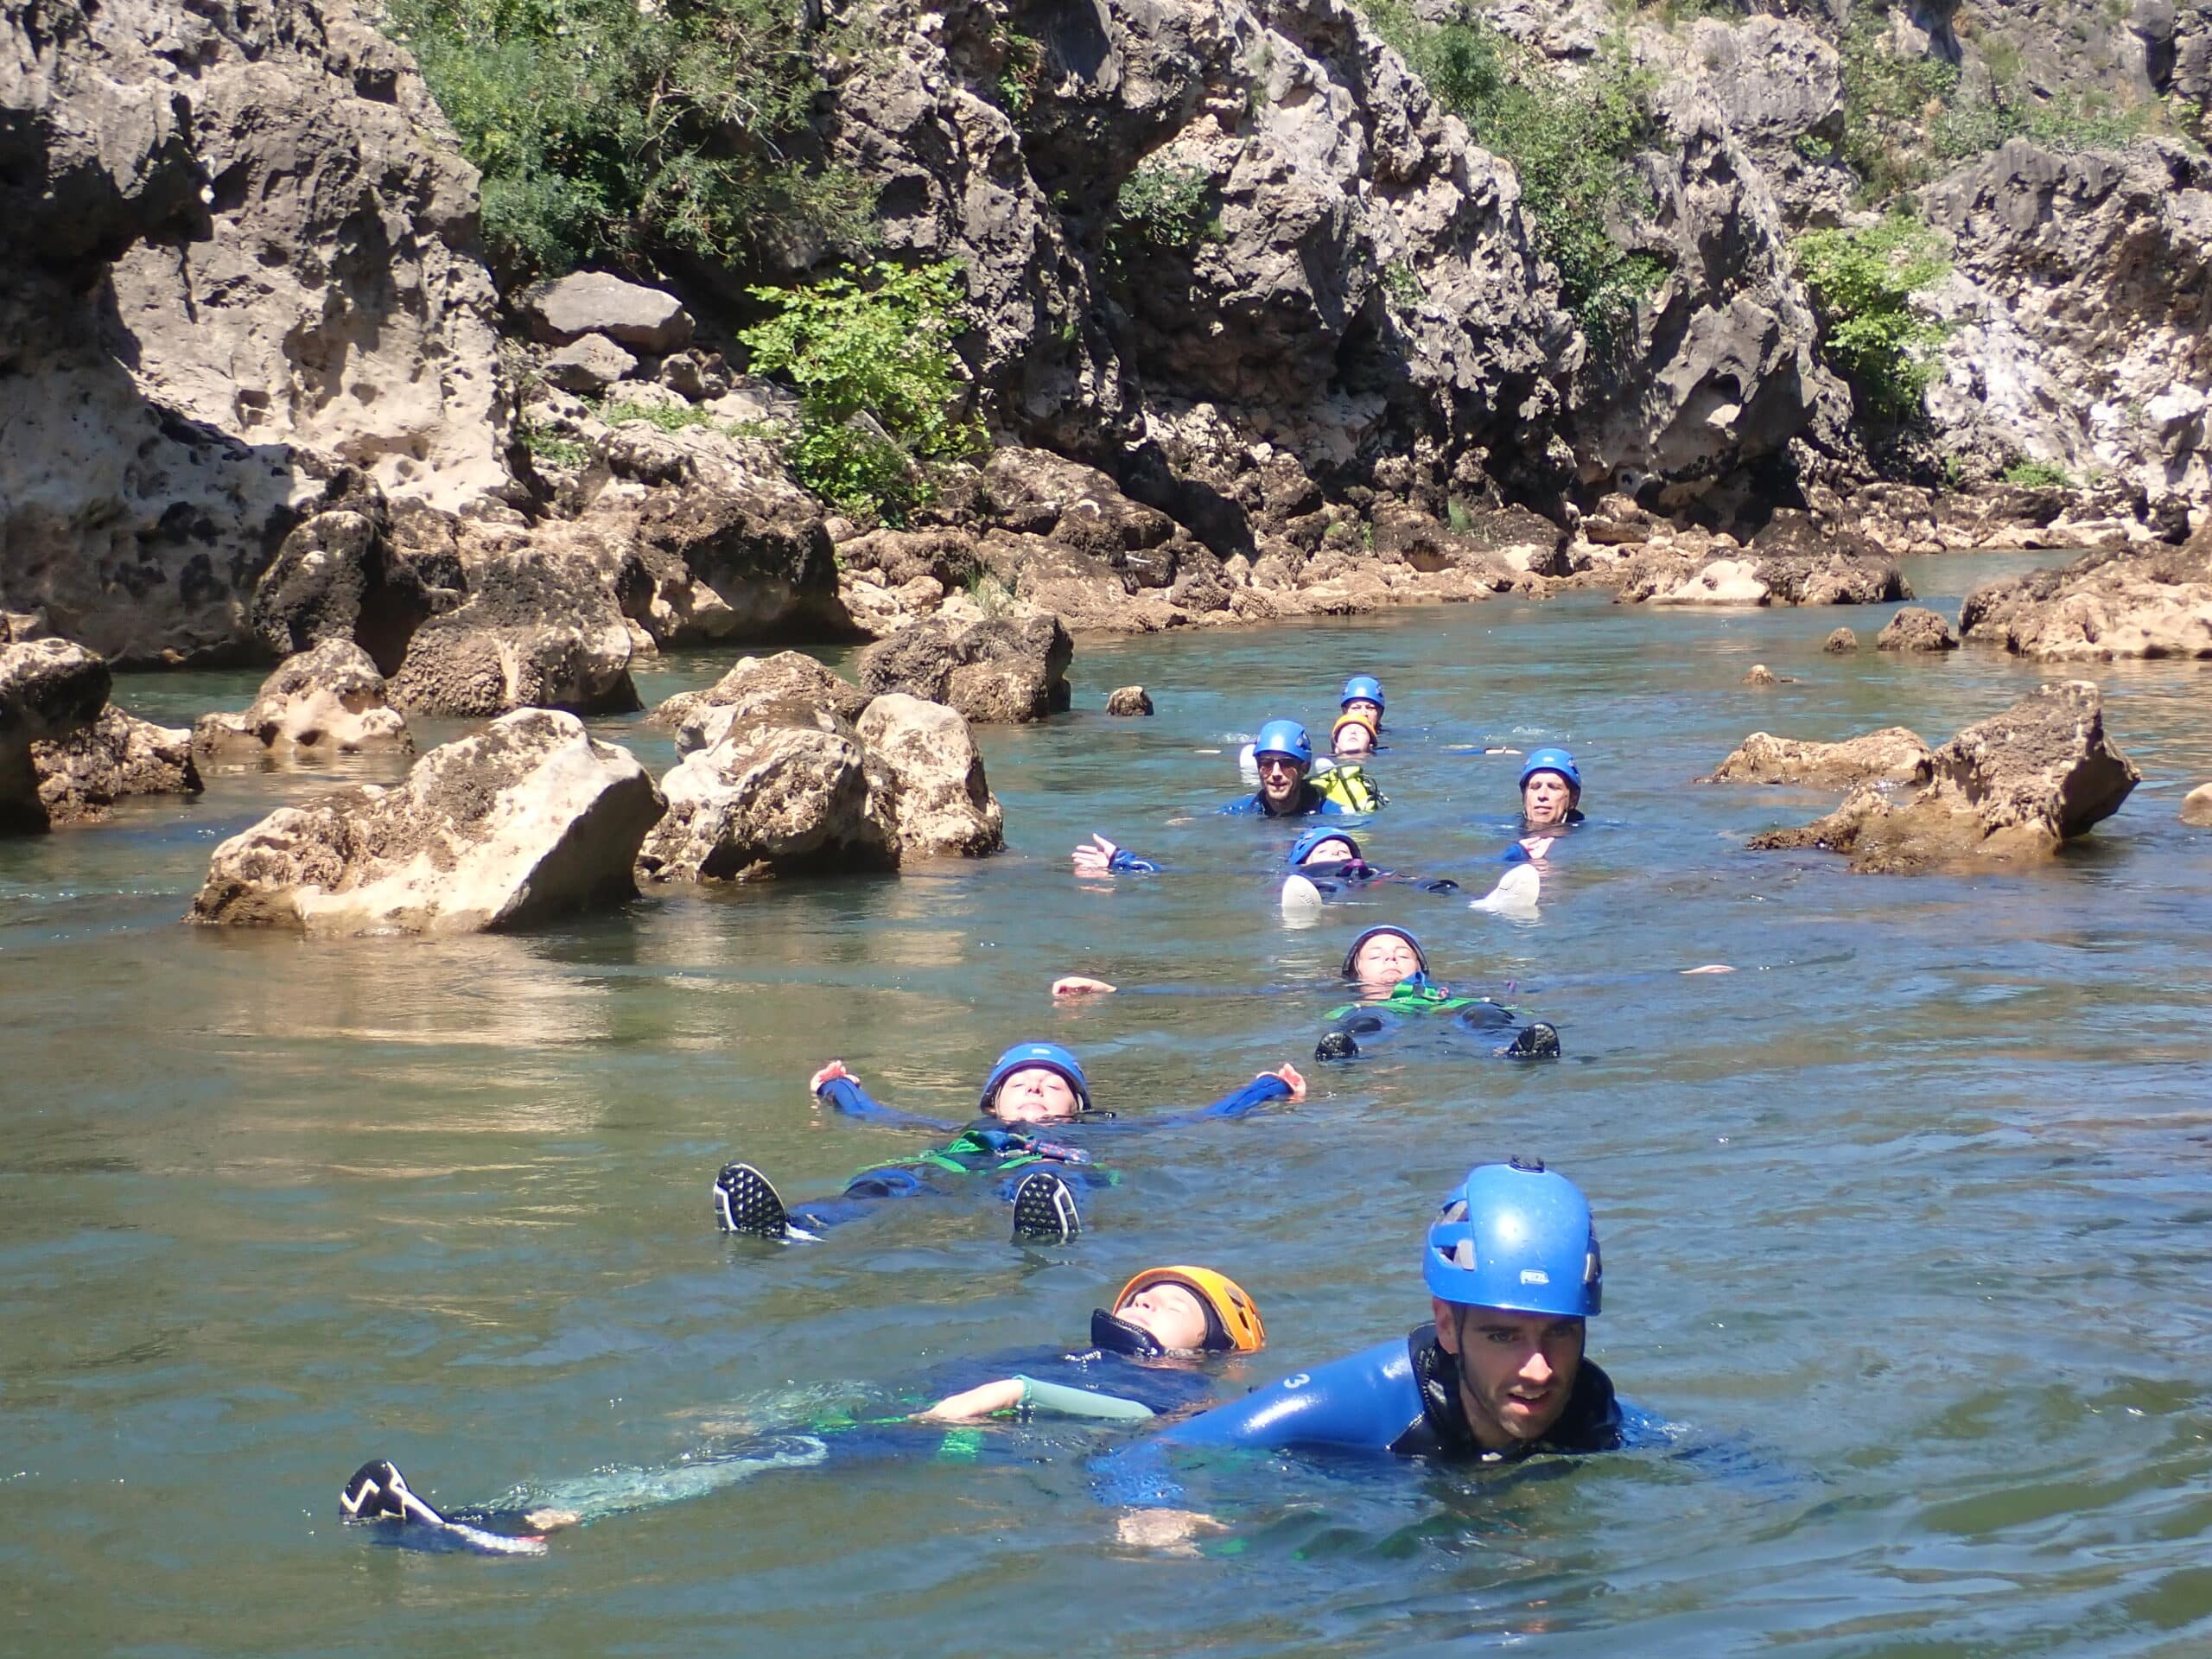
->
[855, 694, 1005, 858]
[1876, 607, 1961, 652]
[248, 472, 446, 674]
[1741, 664, 1778, 686]
[543, 335, 640, 396]
[856, 607, 1072, 723]
[1824, 627, 1859, 653]
[3, 639, 200, 830]
[1747, 683, 2138, 871]
[650, 652, 873, 756]
[636, 712, 898, 884]
[2, 0, 505, 664]
[1702, 728, 1935, 788]
[2182, 783, 2212, 827]
[523, 272, 694, 354]
[193, 640, 412, 762]
[388, 551, 639, 717]
[1106, 686, 1154, 716]
[192, 710, 663, 934]
[1958, 538, 2212, 660]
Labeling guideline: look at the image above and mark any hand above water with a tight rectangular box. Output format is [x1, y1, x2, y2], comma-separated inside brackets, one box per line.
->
[1052, 976, 1118, 996]
[809, 1059, 854, 1097]
[1262, 1063, 1306, 1101]
[1071, 834, 1121, 875]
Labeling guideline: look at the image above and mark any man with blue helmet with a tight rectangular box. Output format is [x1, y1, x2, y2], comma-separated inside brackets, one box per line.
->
[1519, 748, 1585, 831]
[714, 1042, 1305, 1246]
[1222, 720, 1352, 817]
[1152, 1159, 1641, 1459]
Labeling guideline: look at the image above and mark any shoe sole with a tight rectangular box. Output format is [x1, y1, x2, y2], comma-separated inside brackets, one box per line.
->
[1012, 1174, 1080, 1243]
[713, 1163, 791, 1238]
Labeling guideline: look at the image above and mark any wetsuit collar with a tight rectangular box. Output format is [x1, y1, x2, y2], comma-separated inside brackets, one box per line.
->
[1404, 1322, 1622, 1460]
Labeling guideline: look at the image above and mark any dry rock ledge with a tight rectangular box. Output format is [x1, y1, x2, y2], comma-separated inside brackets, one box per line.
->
[1745, 683, 2138, 874]
[191, 710, 664, 934]
[1959, 531, 2212, 661]
[1702, 728, 1934, 789]
[2, 639, 201, 833]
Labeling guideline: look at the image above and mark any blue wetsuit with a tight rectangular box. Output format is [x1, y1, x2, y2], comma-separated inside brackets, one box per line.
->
[1502, 811, 1586, 861]
[797, 1074, 1294, 1230]
[1295, 856, 1459, 896]
[1220, 782, 1351, 817]
[1318, 975, 1554, 1059]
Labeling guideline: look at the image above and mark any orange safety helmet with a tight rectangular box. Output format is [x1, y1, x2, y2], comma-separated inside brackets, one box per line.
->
[1113, 1266, 1267, 1353]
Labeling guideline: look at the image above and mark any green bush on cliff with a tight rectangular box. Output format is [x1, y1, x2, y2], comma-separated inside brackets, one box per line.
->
[1110, 161, 1222, 255]
[1361, 2, 1663, 347]
[382, 0, 873, 283]
[1792, 217, 1950, 422]
[739, 261, 984, 524]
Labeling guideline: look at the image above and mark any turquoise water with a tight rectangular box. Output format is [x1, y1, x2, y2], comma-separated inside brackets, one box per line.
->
[5, 559, 2211, 1656]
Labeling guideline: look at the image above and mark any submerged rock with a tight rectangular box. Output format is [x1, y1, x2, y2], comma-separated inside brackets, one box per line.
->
[1876, 607, 1961, 653]
[1823, 626, 1859, 653]
[1747, 683, 2137, 872]
[2183, 784, 2212, 828]
[1106, 686, 1154, 716]
[191, 710, 664, 934]
[1702, 728, 1935, 788]
[193, 640, 412, 762]
[856, 694, 1005, 858]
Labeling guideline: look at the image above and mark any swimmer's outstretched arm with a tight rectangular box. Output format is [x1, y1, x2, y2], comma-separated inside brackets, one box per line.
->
[1088, 1065, 1304, 1133]
[915, 1376, 1155, 1424]
[1072, 834, 1160, 876]
[808, 1062, 958, 1132]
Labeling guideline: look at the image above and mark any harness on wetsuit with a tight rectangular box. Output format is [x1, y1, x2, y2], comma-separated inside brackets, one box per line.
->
[1326, 973, 1513, 1023]
[871, 1122, 1096, 1179]
[1312, 762, 1385, 812]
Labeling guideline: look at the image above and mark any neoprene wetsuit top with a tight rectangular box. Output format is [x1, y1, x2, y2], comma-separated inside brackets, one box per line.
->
[1220, 783, 1351, 817]
[815, 1073, 1294, 1137]
[1161, 1323, 1653, 1459]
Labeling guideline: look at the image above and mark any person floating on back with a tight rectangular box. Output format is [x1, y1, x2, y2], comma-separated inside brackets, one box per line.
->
[1315, 926, 1560, 1061]
[715, 1043, 1304, 1246]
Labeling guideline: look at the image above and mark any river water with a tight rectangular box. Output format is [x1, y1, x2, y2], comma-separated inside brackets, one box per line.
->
[5, 557, 2210, 1657]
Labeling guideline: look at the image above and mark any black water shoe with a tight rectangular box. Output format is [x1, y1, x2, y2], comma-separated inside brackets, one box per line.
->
[1503, 1022, 1561, 1060]
[340, 1459, 444, 1527]
[714, 1162, 792, 1238]
[1011, 1170, 1082, 1243]
[1314, 1029, 1360, 1062]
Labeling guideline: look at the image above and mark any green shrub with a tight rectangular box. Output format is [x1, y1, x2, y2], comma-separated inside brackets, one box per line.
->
[594, 398, 716, 433]
[381, 0, 874, 284]
[1839, 10, 1961, 200]
[739, 260, 984, 524]
[520, 421, 591, 468]
[2000, 459, 2074, 488]
[1792, 216, 1950, 422]
[1361, 3, 1665, 347]
[1110, 161, 1222, 254]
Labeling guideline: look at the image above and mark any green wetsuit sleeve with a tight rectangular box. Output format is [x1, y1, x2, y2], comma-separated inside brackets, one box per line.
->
[1015, 1376, 1158, 1421]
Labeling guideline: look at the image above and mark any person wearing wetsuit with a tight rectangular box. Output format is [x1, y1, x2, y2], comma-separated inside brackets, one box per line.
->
[1508, 747, 1586, 863]
[713, 1042, 1305, 1245]
[336, 1267, 1269, 1556]
[1331, 709, 1378, 759]
[1282, 828, 1459, 899]
[1340, 675, 1385, 731]
[1314, 926, 1560, 1061]
[1221, 720, 1356, 818]
[1119, 1160, 1657, 1508]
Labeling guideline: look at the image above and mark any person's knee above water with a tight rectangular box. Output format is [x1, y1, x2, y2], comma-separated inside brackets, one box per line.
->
[1159, 1159, 1654, 1459]
[716, 1042, 1305, 1244]
[336, 1267, 1269, 1554]
[1340, 675, 1385, 729]
[1222, 721, 1353, 817]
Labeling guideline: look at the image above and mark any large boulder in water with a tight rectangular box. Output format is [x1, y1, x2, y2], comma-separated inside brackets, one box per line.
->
[856, 694, 1005, 859]
[1748, 683, 2138, 872]
[637, 707, 899, 884]
[1701, 728, 1935, 788]
[3, 639, 201, 831]
[387, 548, 639, 717]
[855, 606, 1071, 723]
[647, 651, 871, 750]
[194, 639, 413, 763]
[1958, 536, 2212, 660]
[190, 710, 664, 934]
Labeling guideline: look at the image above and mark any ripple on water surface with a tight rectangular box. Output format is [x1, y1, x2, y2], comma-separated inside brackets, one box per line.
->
[3, 575, 2210, 1657]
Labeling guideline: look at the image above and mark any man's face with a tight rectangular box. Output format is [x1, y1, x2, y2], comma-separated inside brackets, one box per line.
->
[1433, 1299, 1586, 1450]
[1352, 931, 1421, 988]
[1344, 698, 1382, 723]
[1256, 752, 1306, 808]
[991, 1066, 1080, 1123]
[1522, 772, 1574, 826]
[1300, 836, 1358, 866]
[1115, 1282, 1211, 1352]
[1334, 723, 1375, 758]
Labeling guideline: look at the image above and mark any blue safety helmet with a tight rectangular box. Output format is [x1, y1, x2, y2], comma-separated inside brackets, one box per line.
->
[1290, 827, 1363, 867]
[1517, 747, 1582, 798]
[980, 1041, 1093, 1115]
[1423, 1158, 1602, 1317]
[1340, 676, 1385, 713]
[1341, 925, 1428, 979]
[1252, 719, 1313, 769]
